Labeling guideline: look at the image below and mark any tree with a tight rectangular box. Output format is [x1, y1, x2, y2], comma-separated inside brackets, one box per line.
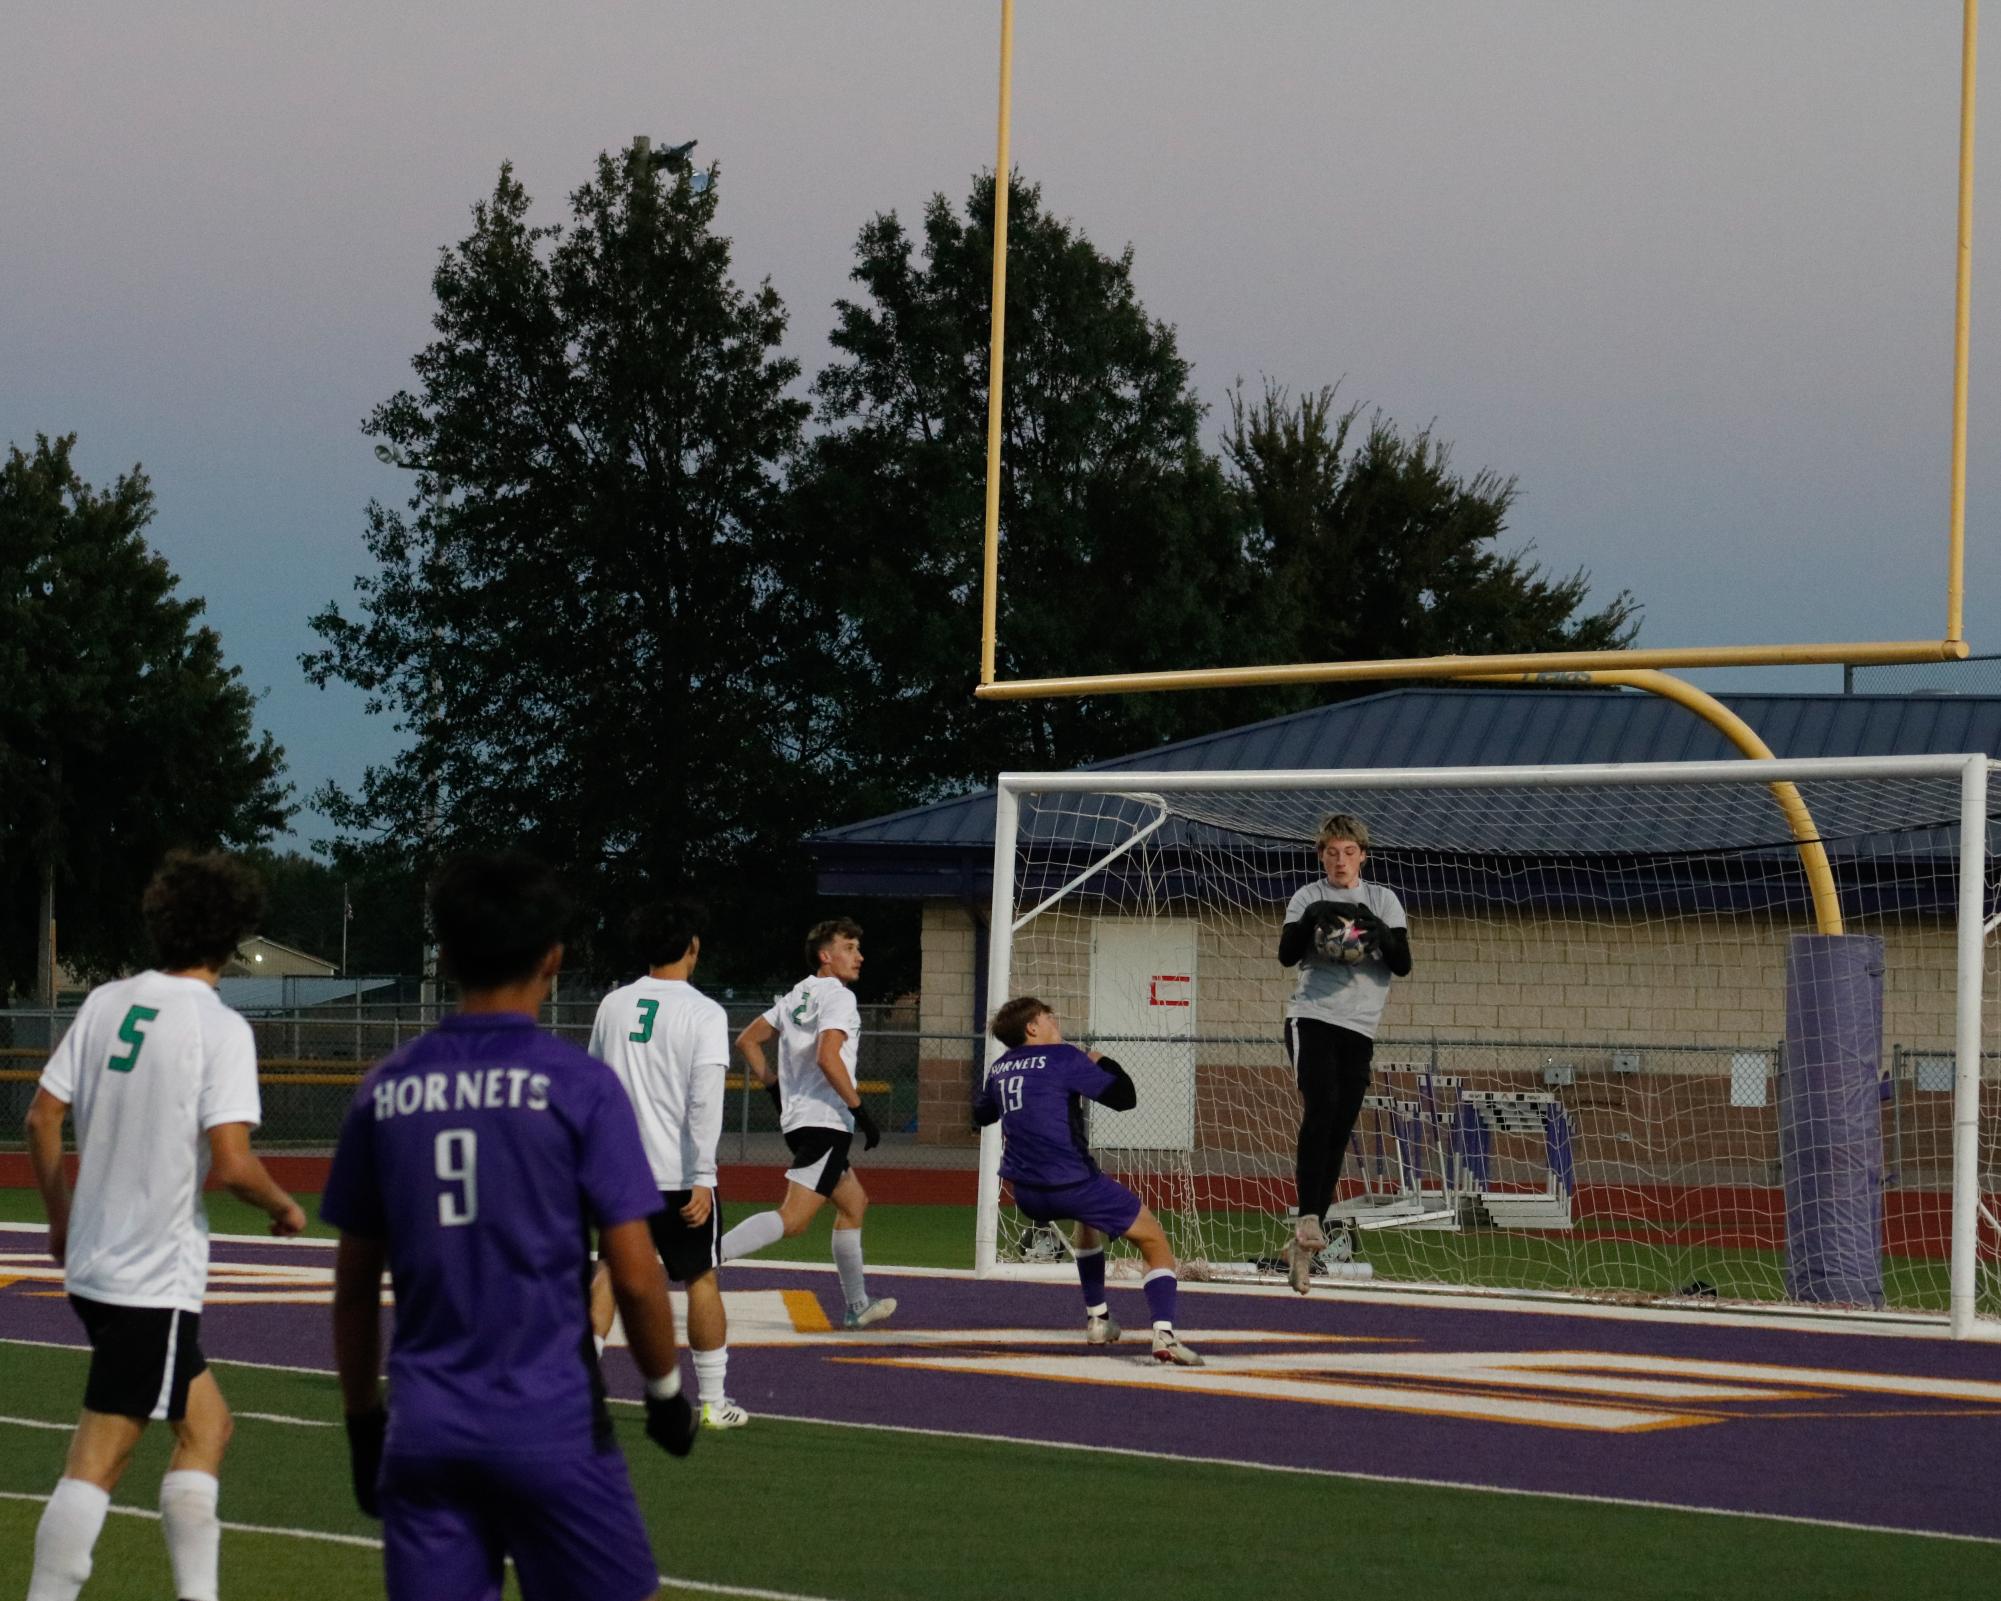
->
[1223, 382, 1639, 668]
[789, 173, 1288, 801]
[303, 154, 821, 985]
[0, 435, 290, 1000]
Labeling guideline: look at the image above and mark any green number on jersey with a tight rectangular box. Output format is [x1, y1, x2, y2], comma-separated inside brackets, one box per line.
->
[629, 999, 659, 1043]
[107, 1004, 160, 1073]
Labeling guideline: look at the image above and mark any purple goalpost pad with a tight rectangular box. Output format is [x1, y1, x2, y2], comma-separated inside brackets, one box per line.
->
[1780, 932, 1886, 1307]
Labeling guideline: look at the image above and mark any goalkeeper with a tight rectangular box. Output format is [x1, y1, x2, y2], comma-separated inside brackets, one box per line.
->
[1275, 812, 1412, 1293]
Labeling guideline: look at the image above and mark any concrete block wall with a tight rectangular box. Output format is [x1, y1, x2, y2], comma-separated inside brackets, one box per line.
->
[916, 902, 980, 1145]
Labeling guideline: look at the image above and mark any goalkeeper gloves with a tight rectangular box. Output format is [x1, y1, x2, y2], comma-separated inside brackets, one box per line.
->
[644, 1372, 698, 1458]
[852, 1100, 882, 1150]
[344, 1406, 387, 1518]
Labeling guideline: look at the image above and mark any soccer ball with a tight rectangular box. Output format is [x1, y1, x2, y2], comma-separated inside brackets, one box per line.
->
[1314, 917, 1372, 965]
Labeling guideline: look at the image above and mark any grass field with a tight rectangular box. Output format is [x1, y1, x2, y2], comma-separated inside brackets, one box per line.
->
[3, 1341, 1995, 1601]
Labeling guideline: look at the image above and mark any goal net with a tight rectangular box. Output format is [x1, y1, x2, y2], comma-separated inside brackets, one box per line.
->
[974, 755, 2001, 1337]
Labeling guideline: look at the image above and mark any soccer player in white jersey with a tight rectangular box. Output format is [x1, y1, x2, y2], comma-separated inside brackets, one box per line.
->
[1276, 812, 1413, 1293]
[587, 899, 748, 1429]
[23, 851, 306, 1601]
[717, 918, 896, 1329]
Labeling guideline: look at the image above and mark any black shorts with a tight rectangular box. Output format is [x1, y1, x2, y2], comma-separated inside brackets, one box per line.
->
[782, 1127, 854, 1198]
[646, 1190, 722, 1283]
[70, 1295, 207, 1422]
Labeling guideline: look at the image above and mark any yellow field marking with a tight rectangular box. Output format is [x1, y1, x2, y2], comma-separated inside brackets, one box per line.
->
[783, 1289, 832, 1333]
[835, 1351, 1712, 1433]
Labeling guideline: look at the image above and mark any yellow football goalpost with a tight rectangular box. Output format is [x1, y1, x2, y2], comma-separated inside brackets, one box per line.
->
[974, 0, 1980, 697]
[969, 0, 1985, 937]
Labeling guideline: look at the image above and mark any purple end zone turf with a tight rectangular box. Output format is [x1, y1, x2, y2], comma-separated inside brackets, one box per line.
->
[1782, 934, 1886, 1308]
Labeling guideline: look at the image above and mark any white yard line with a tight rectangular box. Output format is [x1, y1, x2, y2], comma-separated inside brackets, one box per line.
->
[0, 1487, 381, 1549]
[0, 1219, 1977, 1339]
[0, 1488, 841, 1599]
[3, 1336, 1987, 1550]
[711, 1406, 2001, 1549]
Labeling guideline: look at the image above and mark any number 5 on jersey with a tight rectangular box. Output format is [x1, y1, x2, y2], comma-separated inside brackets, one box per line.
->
[107, 1004, 160, 1073]
[435, 1129, 477, 1225]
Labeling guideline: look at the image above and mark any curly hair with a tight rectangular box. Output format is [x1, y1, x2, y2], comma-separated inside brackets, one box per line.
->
[143, 851, 266, 972]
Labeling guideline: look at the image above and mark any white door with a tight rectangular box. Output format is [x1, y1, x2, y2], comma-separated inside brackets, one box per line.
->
[1087, 918, 1197, 1152]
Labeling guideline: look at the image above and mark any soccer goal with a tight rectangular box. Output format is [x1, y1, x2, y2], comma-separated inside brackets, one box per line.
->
[973, 755, 2001, 1338]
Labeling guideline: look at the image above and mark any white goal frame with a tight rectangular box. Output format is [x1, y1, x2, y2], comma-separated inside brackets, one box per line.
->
[974, 753, 1997, 1339]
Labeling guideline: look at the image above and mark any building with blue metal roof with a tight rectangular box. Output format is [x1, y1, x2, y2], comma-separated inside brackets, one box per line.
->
[820, 687, 2001, 1154]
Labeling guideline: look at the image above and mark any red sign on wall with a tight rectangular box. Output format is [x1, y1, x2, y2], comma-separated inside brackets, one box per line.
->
[1149, 974, 1192, 1007]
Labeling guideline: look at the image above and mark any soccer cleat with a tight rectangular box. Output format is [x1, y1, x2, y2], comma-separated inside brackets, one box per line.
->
[699, 1398, 750, 1430]
[843, 1296, 898, 1329]
[1283, 1216, 1327, 1295]
[1085, 1312, 1122, 1346]
[1151, 1330, 1204, 1367]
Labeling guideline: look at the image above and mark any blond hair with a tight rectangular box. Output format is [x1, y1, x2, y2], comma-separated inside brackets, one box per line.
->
[1316, 813, 1370, 852]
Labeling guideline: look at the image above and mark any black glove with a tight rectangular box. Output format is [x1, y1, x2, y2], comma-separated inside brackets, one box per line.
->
[763, 1078, 783, 1115]
[344, 1406, 386, 1518]
[852, 1101, 882, 1150]
[645, 1388, 698, 1458]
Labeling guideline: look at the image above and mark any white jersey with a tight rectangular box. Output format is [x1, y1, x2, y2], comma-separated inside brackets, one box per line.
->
[588, 976, 730, 1191]
[762, 974, 860, 1135]
[1283, 878, 1408, 1039]
[39, 972, 262, 1312]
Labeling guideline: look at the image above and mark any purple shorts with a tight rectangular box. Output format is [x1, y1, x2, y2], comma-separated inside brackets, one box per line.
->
[380, 1446, 657, 1601]
[1009, 1173, 1144, 1239]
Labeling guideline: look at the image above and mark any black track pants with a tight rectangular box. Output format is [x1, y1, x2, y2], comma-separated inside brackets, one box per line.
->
[1284, 1017, 1374, 1222]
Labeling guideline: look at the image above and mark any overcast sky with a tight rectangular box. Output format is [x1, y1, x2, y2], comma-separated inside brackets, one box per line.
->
[6, 2, 1997, 844]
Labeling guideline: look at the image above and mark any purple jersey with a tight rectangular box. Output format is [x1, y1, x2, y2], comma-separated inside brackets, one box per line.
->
[973, 1042, 1123, 1188]
[320, 1013, 661, 1462]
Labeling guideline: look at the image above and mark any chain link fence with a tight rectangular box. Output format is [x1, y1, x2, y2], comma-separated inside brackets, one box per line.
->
[0, 1003, 983, 1170]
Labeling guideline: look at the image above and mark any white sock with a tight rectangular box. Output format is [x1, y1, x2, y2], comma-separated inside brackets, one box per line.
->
[831, 1228, 868, 1312]
[693, 1346, 729, 1406]
[719, 1210, 785, 1262]
[593, 1335, 607, 1358]
[1086, 1302, 1110, 1318]
[29, 1477, 110, 1601]
[160, 1469, 221, 1601]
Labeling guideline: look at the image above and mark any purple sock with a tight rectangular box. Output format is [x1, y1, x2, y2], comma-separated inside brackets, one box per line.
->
[1075, 1247, 1107, 1313]
[1142, 1267, 1177, 1329]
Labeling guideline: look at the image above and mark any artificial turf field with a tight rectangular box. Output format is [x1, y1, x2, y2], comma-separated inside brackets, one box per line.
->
[3, 1199, 1997, 1599]
[3, 1342, 1994, 1601]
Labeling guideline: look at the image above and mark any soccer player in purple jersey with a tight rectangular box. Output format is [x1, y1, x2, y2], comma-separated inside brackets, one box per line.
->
[323, 853, 696, 1601]
[973, 996, 1203, 1367]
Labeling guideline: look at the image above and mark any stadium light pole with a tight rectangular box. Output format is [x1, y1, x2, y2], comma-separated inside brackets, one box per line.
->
[628, 134, 712, 195]
[374, 441, 446, 1016]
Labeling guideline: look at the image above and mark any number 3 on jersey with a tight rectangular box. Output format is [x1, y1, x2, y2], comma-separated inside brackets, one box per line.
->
[435, 1129, 477, 1226]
